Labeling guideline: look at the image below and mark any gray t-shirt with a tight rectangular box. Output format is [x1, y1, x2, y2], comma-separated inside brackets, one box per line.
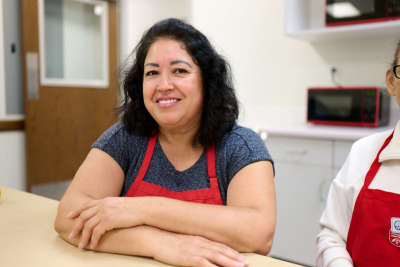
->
[92, 122, 273, 204]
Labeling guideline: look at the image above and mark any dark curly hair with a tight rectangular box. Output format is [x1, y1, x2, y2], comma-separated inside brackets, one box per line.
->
[120, 18, 238, 146]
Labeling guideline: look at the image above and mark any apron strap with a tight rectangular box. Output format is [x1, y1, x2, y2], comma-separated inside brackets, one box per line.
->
[125, 135, 157, 196]
[346, 131, 394, 252]
[206, 144, 217, 178]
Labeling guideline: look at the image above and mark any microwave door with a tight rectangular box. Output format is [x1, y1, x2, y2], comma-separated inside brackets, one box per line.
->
[308, 90, 362, 122]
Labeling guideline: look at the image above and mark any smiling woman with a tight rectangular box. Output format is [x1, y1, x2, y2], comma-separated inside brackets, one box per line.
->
[54, 18, 276, 267]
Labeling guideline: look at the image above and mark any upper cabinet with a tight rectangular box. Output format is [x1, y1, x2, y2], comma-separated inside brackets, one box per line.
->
[285, 0, 400, 42]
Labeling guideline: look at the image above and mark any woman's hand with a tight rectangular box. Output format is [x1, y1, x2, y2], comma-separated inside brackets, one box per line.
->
[67, 197, 143, 249]
[154, 234, 249, 267]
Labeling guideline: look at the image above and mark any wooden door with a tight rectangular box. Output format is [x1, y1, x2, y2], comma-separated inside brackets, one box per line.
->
[21, 0, 119, 191]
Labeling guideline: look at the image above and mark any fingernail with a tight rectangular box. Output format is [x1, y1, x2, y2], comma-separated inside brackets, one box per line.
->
[68, 233, 74, 239]
[78, 242, 84, 249]
[67, 211, 73, 218]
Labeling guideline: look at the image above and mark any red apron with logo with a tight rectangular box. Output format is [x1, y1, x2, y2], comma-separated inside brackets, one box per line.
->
[124, 135, 223, 205]
[346, 132, 400, 266]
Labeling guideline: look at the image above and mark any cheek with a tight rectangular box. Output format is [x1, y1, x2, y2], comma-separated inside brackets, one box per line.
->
[142, 82, 153, 100]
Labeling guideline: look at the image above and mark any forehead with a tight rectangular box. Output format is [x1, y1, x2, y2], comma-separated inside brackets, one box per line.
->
[145, 38, 193, 63]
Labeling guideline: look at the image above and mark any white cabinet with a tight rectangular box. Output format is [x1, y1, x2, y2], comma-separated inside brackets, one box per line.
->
[285, 0, 400, 42]
[266, 135, 352, 266]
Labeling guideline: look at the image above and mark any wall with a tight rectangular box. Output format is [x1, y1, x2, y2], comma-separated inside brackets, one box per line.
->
[0, 131, 26, 190]
[0, 0, 26, 191]
[119, 0, 191, 63]
[0, 0, 5, 117]
[189, 0, 399, 126]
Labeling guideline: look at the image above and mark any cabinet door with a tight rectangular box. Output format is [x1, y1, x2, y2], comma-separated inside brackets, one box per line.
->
[267, 136, 332, 167]
[269, 162, 333, 266]
[333, 140, 353, 170]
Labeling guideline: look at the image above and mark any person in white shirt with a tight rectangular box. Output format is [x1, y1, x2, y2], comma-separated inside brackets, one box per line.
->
[316, 41, 400, 267]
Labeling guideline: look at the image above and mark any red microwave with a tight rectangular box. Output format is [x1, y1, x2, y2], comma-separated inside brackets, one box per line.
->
[307, 87, 390, 127]
[326, 0, 400, 26]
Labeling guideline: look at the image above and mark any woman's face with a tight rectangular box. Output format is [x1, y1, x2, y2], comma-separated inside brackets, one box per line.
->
[143, 38, 203, 132]
[386, 57, 400, 107]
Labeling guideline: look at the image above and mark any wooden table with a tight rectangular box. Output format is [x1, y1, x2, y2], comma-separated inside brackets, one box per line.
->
[0, 187, 302, 266]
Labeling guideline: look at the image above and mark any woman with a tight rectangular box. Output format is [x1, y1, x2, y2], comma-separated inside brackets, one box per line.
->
[54, 18, 276, 267]
[317, 41, 400, 267]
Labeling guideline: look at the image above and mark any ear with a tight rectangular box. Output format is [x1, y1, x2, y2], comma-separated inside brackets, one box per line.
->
[386, 68, 396, 96]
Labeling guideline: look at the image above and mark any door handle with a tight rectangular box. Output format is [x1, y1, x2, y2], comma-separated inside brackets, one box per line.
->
[26, 52, 39, 100]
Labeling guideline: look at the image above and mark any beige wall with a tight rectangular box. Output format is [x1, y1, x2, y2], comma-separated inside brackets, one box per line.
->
[119, 0, 191, 62]
[189, 0, 398, 124]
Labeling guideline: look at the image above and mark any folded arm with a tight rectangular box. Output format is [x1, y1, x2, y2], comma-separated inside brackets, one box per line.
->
[55, 148, 247, 266]
[69, 158, 275, 254]
[137, 160, 276, 254]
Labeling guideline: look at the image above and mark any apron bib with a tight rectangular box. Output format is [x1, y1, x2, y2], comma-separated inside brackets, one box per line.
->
[124, 135, 223, 205]
[346, 132, 400, 266]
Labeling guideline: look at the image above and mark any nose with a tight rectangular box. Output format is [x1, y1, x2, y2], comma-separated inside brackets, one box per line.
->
[157, 72, 173, 91]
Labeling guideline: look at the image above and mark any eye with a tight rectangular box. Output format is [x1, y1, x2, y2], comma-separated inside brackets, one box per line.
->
[145, 70, 158, 76]
[174, 68, 188, 74]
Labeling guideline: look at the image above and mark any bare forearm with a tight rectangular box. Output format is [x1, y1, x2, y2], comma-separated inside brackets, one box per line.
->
[136, 197, 274, 253]
[55, 195, 158, 257]
[55, 205, 249, 266]
[58, 222, 163, 257]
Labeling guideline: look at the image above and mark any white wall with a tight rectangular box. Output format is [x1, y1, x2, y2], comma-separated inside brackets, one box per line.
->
[0, 131, 26, 190]
[189, 0, 399, 126]
[0, 0, 26, 191]
[119, 0, 191, 63]
[0, 0, 5, 117]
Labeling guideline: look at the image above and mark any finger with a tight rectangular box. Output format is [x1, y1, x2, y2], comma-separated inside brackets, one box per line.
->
[206, 241, 248, 265]
[191, 256, 219, 267]
[67, 200, 98, 219]
[79, 215, 100, 249]
[90, 225, 107, 249]
[202, 248, 247, 267]
[69, 217, 85, 240]
[69, 207, 98, 239]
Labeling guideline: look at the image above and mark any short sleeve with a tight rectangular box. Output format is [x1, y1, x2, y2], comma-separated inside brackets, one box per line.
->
[91, 122, 131, 173]
[224, 126, 274, 182]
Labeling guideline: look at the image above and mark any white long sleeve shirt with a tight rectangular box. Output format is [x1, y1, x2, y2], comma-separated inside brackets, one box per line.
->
[316, 121, 400, 267]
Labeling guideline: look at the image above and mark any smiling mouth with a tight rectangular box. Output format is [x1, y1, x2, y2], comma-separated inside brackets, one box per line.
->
[157, 99, 180, 104]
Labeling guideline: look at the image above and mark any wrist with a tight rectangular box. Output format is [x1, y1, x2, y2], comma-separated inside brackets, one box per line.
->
[125, 197, 151, 226]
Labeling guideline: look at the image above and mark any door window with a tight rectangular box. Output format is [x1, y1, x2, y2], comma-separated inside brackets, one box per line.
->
[38, 0, 108, 87]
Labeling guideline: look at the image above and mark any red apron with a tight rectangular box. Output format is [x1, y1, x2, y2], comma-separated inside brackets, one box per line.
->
[346, 132, 400, 266]
[124, 135, 223, 205]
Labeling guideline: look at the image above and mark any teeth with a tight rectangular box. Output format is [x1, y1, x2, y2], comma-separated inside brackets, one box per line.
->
[158, 99, 178, 104]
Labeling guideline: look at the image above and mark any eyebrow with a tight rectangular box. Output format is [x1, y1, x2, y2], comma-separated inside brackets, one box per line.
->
[144, 60, 192, 68]
[171, 60, 192, 68]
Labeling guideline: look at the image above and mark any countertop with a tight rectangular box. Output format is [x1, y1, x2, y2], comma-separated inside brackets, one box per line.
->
[0, 187, 303, 267]
[240, 107, 400, 141]
[259, 123, 394, 141]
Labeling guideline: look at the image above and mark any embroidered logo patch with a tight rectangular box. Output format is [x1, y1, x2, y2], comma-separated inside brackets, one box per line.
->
[389, 217, 400, 247]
